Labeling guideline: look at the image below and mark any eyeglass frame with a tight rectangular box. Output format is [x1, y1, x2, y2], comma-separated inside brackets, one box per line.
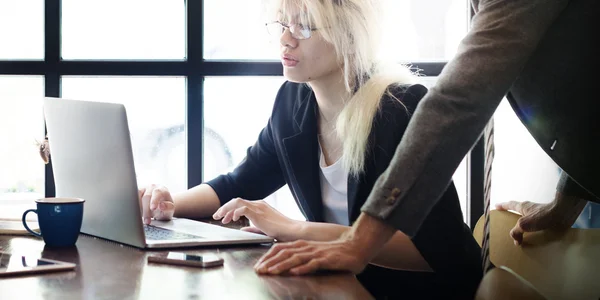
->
[265, 21, 319, 40]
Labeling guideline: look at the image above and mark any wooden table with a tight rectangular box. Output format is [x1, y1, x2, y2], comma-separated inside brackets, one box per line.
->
[0, 228, 372, 300]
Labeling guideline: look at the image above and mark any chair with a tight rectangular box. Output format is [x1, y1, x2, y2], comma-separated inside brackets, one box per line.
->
[475, 266, 545, 300]
[473, 210, 600, 300]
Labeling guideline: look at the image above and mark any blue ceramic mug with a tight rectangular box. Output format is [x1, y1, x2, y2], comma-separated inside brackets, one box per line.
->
[22, 197, 85, 247]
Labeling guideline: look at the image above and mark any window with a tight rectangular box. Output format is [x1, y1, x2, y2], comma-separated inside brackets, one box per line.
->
[203, 0, 277, 60]
[203, 77, 284, 179]
[204, 0, 468, 62]
[61, 0, 185, 59]
[203, 76, 305, 220]
[0, 0, 44, 60]
[1, 0, 475, 224]
[0, 76, 45, 201]
[379, 0, 468, 62]
[61, 77, 187, 193]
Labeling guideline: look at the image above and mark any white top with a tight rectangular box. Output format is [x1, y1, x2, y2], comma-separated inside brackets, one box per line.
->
[318, 143, 349, 226]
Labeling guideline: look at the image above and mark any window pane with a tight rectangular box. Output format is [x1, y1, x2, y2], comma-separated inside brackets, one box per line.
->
[380, 0, 468, 62]
[61, 77, 187, 193]
[62, 0, 185, 59]
[0, 0, 44, 60]
[203, 77, 307, 219]
[0, 76, 45, 201]
[491, 99, 560, 207]
[203, 0, 277, 60]
[203, 0, 468, 62]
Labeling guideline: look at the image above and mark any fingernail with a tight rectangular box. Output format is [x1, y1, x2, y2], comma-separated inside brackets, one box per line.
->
[267, 267, 279, 274]
[150, 203, 156, 210]
[159, 202, 165, 210]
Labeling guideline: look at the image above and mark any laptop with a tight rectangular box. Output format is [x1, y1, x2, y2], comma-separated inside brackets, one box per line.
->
[43, 97, 274, 249]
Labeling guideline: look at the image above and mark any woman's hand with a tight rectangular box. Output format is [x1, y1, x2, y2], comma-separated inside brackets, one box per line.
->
[212, 198, 301, 241]
[139, 184, 175, 225]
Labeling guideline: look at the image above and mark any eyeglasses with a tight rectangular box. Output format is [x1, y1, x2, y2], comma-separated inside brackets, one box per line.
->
[265, 21, 317, 40]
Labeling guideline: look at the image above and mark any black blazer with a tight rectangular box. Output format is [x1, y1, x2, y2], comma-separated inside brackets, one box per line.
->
[207, 82, 482, 298]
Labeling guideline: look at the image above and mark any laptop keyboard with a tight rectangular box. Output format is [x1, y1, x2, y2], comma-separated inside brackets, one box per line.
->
[144, 225, 203, 240]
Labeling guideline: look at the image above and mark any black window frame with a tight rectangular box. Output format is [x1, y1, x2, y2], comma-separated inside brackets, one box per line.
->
[0, 0, 483, 227]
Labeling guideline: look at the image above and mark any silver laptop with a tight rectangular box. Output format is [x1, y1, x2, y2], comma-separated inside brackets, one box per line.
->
[43, 97, 274, 249]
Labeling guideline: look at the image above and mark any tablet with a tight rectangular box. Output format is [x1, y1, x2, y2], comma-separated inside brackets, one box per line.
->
[0, 252, 76, 277]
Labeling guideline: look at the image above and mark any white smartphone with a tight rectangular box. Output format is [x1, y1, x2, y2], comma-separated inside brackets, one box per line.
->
[147, 252, 224, 268]
[0, 252, 76, 277]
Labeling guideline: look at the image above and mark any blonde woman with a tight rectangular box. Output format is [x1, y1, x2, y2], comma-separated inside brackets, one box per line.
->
[141, 0, 482, 298]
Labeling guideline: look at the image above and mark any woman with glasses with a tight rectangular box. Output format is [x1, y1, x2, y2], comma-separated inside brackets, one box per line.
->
[140, 0, 482, 298]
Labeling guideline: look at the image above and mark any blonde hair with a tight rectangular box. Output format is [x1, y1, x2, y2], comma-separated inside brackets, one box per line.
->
[267, 0, 417, 176]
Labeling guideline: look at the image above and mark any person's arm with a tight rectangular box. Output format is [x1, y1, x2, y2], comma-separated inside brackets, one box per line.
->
[361, 0, 570, 238]
[295, 221, 431, 271]
[253, 212, 400, 275]
[171, 184, 222, 219]
[212, 197, 430, 271]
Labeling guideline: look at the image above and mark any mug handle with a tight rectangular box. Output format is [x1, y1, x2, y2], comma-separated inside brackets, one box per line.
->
[22, 209, 42, 238]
